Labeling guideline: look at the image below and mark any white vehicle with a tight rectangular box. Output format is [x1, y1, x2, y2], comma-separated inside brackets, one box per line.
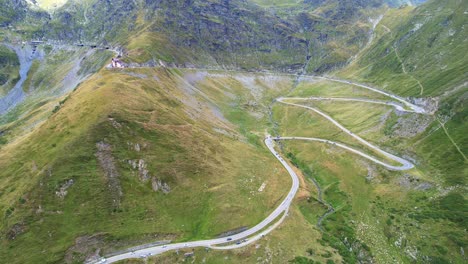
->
[97, 258, 106, 264]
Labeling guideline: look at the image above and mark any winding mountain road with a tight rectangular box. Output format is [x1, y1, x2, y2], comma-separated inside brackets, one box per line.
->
[92, 78, 425, 264]
[317, 76, 426, 114]
[97, 136, 299, 263]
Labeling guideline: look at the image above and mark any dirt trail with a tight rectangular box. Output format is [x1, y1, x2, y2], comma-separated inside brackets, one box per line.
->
[437, 119, 467, 161]
[393, 46, 425, 95]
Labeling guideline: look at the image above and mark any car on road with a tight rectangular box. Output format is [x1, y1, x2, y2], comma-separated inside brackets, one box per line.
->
[97, 258, 106, 264]
[227, 238, 232, 241]
[236, 241, 241, 245]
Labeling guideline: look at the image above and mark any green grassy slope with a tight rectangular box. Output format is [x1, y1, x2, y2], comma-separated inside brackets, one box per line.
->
[270, 76, 466, 263]
[340, 0, 467, 97]
[336, 0, 467, 185]
[0, 68, 297, 263]
[296, 1, 466, 261]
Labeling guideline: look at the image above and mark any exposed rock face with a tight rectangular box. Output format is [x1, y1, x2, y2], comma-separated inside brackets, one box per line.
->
[391, 112, 433, 138]
[137, 159, 150, 182]
[0, 0, 49, 27]
[127, 141, 146, 152]
[108, 117, 122, 129]
[55, 179, 75, 199]
[64, 234, 106, 264]
[36, 0, 385, 73]
[95, 141, 122, 208]
[128, 159, 150, 182]
[127, 158, 170, 193]
[398, 174, 433, 190]
[151, 176, 171, 194]
[6, 222, 26, 240]
[409, 97, 438, 114]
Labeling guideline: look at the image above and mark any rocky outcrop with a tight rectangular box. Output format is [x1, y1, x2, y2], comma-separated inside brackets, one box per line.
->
[55, 179, 74, 199]
[64, 234, 106, 264]
[6, 222, 26, 240]
[0, 0, 49, 27]
[390, 112, 433, 138]
[398, 174, 433, 190]
[127, 158, 170, 194]
[127, 141, 148, 152]
[151, 177, 171, 194]
[127, 159, 150, 182]
[409, 97, 438, 114]
[39, 0, 384, 73]
[95, 141, 122, 208]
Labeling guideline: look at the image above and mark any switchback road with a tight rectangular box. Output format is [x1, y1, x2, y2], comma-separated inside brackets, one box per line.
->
[92, 77, 425, 264]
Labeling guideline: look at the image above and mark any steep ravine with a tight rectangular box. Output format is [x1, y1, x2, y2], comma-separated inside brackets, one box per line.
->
[0, 45, 44, 115]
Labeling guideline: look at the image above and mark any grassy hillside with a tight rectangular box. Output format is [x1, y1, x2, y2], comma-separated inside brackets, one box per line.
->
[336, 0, 467, 185]
[0, 68, 301, 263]
[339, 0, 467, 97]
[273, 1, 468, 262]
[268, 76, 466, 263]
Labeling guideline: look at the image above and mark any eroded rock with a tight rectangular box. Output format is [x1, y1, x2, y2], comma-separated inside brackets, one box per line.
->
[398, 174, 433, 190]
[151, 177, 171, 194]
[55, 179, 74, 199]
[65, 234, 105, 264]
[7, 222, 26, 240]
[127, 159, 170, 193]
[96, 141, 122, 208]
